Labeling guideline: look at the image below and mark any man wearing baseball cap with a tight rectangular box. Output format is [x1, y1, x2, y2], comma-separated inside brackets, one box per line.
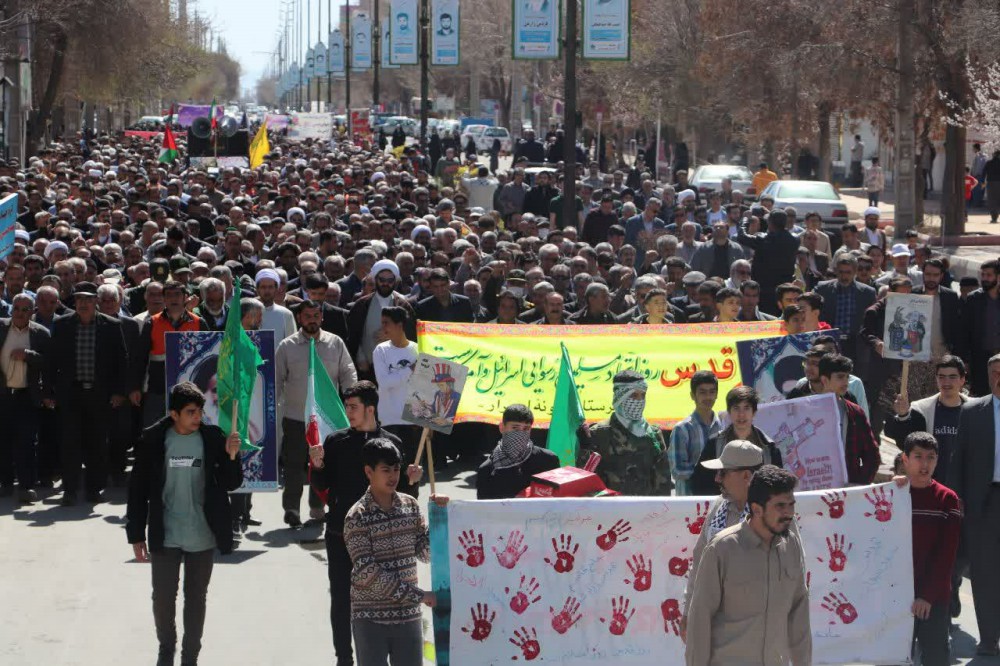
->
[681, 440, 765, 640]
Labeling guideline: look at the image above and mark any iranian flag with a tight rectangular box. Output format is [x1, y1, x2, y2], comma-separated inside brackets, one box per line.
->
[158, 112, 179, 164]
[305, 338, 349, 502]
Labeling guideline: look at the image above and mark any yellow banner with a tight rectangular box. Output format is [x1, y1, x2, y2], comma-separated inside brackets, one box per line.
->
[417, 321, 785, 428]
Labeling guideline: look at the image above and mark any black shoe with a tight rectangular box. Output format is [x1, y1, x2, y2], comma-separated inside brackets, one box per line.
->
[283, 510, 302, 527]
[18, 488, 38, 504]
[85, 490, 103, 504]
[60, 493, 77, 507]
[110, 472, 128, 488]
[0, 486, 13, 498]
[246, 517, 262, 526]
[36, 478, 54, 489]
[950, 595, 961, 618]
[976, 642, 1000, 656]
[156, 647, 174, 666]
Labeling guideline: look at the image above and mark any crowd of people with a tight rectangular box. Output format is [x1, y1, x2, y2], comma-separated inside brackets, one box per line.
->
[1, 126, 999, 666]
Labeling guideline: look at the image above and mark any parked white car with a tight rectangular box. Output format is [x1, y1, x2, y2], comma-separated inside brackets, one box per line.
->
[759, 179, 850, 241]
[689, 164, 754, 196]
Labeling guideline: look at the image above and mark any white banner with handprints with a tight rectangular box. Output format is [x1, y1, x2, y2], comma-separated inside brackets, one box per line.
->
[445, 486, 912, 665]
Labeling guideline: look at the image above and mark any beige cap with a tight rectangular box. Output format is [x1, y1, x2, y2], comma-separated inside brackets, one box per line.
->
[700, 440, 764, 470]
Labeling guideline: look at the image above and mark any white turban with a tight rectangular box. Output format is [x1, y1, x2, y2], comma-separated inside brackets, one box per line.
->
[287, 207, 306, 221]
[863, 206, 880, 218]
[371, 259, 400, 281]
[44, 240, 68, 258]
[677, 189, 696, 203]
[254, 268, 281, 285]
[411, 224, 432, 240]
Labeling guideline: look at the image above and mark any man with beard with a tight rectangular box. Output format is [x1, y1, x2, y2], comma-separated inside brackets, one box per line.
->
[576, 370, 671, 495]
[680, 441, 764, 641]
[347, 259, 415, 380]
[685, 465, 811, 666]
[475, 404, 559, 499]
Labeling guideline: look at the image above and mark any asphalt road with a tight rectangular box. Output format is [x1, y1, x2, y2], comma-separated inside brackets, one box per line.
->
[1, 448, 997, 665]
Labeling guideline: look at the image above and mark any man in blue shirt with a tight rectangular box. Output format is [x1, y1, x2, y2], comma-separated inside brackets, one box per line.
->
[669, 370, 723, 495]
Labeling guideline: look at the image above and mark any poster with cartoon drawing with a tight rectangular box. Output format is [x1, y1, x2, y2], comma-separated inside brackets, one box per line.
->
[883, 292, 934, 362]
[401, 353, 469, 434]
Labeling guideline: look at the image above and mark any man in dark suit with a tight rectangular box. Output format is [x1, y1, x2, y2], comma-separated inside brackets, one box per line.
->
[948, 354, 1000, 656]
[46, 282, 129, 505]
[860, 276, 913, 437]
[959, 259, 1000, 396]
[737, 209, 800, 315]
[97, 283, 143, 487]
[815, 255, 877, 364]
[623, 198, 668, 270]
[415, 268, 474, 323]
[335, 248, 376, 308]
[302, 273, 351, 341]
[0, 294, 52, 503]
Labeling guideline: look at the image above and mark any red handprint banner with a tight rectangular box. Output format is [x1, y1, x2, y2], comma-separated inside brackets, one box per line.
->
[442, 485, 912, 664]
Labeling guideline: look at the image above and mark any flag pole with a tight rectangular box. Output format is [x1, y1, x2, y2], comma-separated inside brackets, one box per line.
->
[231, 399, 239, 436]
[413, 426, 430, 469]
[425, 431, 437, 495]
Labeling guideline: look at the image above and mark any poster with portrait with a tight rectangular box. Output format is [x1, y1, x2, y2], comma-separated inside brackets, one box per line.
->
[883, 293, 934, 362]
[381, 25, 399, 69]
[401, 353, 469, 434]
[390, 0, 419, 65]
[736, 329, 838, 402]
[352, 11, 373, 71]
[582, 0, 630, 60]
[328, 29, 346, 74]
[431, 0, 460, 66]
[313, 41, 328, 78]
[165, 330, 278, 492]
[512, 0, 560, 60]
[304, 46, 316, 80]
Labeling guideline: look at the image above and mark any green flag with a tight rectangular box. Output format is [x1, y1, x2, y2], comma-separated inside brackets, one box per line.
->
[547, 342, 585, 467]
[216, 281, 264, 451]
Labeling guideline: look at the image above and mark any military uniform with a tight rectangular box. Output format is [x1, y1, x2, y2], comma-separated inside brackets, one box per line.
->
[577, 416, 672, 495]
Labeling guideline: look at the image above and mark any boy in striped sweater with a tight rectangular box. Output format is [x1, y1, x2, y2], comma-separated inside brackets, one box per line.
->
[899, 432, 963, 666]
[344, 438, 439, 666]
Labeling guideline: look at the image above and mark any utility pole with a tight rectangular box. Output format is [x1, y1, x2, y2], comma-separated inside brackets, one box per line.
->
[315, 0, 321, 109]
[327, 0, 332, 106]
[419, 0, 429, 152]
[372, 0, 381, 108]
[297, 0, 303, 110]
[561, 0, 578, 233]
[346, 9, 352, 128]
[894, 0, 915, 238]
[306, 0, 311, 109]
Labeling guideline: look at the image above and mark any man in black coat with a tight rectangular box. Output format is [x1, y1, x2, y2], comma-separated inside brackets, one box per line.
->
[46, 282, 129, 505]
[126, 381, 243, 666]
[815, 255, 878, 364]
[476, 404, 559, 499]
[737, 209, 800, 315]
[513, 129, 546, 164]
[0, 294, 52, 503]
[959, 259, 1000, 396]
[415, 268, 474, 323]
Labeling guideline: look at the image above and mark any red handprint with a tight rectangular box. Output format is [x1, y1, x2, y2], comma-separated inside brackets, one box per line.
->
[668, 548, 692, 577]
[685, 501, 710, 535]
[600, 596, 636, 636]
[818, 534, 853, 572]
[493, 529, 529, 569]
[864, 487, 894, 522]
[821, 592, 859, 625]
[549, 596, 583, 635]
[661, 598, 682, 635]
[595, 519, 633, 551]
[817, 490, 846, 519]
[509, 626, 541, 661]
[505, 575, 541, 615]
[457, 530, 485, 567]
[624, 554, 653, 592]
[544, 534, 580, 573]
[460, 603, 496, 642]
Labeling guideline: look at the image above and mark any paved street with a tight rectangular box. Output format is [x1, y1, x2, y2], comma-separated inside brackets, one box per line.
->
[1, 450, 997, 665]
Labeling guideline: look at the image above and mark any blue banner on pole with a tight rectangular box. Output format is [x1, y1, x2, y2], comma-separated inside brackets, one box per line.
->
[390, 0, 419, 65]
[352, 11, 373, 71]
[431, 0, 460, 66]
[0, 193, 17, 262]
[512, 0, 560, 60]
[429, 500, 452, 665]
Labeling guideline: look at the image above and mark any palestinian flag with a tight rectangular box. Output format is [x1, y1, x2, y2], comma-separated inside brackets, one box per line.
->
[305, 338, 349, 503]
[158, 124, 179, 164]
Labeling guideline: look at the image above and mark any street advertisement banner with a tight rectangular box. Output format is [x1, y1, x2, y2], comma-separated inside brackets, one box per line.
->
[313, 41, 328, 77]
[352, 11, 373, 70]
[390, 0, 419, 65]
[416, 321, 784, 428]
[382, 25, 399, 69]
[304, 47, 316, 79]
[512, 0, 560, 60]
[176, 104, 223, 128]
[435, 486, 913, 665]
[349, 108, 371, 143]
[329, 29, 346, 74]
[0, 193, 18, 261]
[165, 331, 278, 492]
[287, 112, 334, 141]
[582, 0, 630, 60]
[431, 0, 460, 65]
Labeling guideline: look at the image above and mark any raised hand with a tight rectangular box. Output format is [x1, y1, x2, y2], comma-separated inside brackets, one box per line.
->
[601, 596, 636, 636]
[509, 626, 541, 661]
[821, 592, 859, 625]
[864, 487, 894, 522]
[595, 519, 632, 551]
[493, 529, 529, 569]
[549, 596, 583, 635]
[460, 602, 495, 642]
[685, 501, 710, 535]
[506, 575, 541, 615]
[456, 529, 485, 568]
[624, 554, 653, 592]
[818, 533, 852, 572]
[544, 534, 580, 574]
[818, 490, 847, 519]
